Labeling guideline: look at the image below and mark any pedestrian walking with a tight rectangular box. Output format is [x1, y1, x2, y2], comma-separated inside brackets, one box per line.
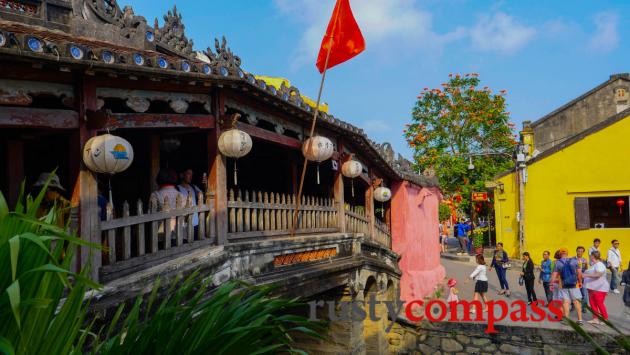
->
[622, 261, 630, 308]
[588, 238, 600, 265]
[539, 250, 553, 303]
[489, 242, 511, 297]
[582, 250, 609, 324]
[470, 254, 489, 313]
[551, 247, 583, 325]
[575, 246, 589, 313]
[455, 219, 470, 256]
[551, 250, 562, 302]
[440, 222, 449, 254]
[607, 240, 622, 294]
[521, 252, 537, 304]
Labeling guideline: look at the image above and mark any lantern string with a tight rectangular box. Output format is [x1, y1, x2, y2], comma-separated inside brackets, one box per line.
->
[108, 176, 113, 206]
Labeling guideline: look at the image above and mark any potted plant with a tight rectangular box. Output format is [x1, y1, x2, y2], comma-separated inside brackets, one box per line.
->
[472, 227, 488, 255]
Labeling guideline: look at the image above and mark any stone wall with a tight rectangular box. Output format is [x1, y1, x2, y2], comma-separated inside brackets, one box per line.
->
[532, 75, 630, 153]
[388, 320, 625, 355]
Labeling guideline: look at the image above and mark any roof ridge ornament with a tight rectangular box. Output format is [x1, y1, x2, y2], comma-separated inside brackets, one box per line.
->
[203, 36, 241, 70]
[155, 5, 194, 58]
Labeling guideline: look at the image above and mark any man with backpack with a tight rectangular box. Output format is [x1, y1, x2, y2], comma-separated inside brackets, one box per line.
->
[552, 247, 584, 324]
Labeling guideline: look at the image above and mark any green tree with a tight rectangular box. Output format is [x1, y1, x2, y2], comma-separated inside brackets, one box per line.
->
[404, 73, 516, 211]
[438, 203, 452, 222]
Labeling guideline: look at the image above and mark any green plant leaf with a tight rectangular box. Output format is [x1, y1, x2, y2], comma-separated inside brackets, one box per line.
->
[6, 281, 21, 330]
[0, 336, 15, 355]
[8, 236, 19, 282]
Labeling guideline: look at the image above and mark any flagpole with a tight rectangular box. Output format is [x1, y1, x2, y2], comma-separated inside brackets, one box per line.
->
[290, 9, 339, 237]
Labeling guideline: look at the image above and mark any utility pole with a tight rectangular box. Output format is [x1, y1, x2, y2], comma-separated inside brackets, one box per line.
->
[516, 146, 527, 254]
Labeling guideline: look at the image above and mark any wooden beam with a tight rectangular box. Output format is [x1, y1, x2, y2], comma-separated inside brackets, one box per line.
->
[108, 114, 215, 129]
[236, 122, 302, 150]
[0, 107, 79, 128]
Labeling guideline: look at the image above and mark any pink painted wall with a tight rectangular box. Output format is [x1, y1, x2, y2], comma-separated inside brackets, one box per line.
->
[391, 181, 445, 301]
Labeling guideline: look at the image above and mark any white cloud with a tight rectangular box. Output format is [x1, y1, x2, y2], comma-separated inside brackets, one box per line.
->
[470, 12, 536, 54]
[588, 12, 619, 53]
[363, 119, 391, 133]
[274, 0, 463, 69]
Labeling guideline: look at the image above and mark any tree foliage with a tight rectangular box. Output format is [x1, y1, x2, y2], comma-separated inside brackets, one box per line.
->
[404, 73, 516, 210]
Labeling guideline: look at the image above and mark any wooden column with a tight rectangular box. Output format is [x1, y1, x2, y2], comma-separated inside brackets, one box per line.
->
[73, 75, 99, 281]
[150, 134, 160, 191]
[366, 184, 375, 241]
[6, 139, 24, 209]
[209, 90, 227, 244]
[334, 160, 347, 233]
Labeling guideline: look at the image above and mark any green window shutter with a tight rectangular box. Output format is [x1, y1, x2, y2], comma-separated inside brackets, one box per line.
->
[574, 197, 590, 231]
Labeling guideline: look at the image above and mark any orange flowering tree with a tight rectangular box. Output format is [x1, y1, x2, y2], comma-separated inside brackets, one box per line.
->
[404, 73, 516, 212]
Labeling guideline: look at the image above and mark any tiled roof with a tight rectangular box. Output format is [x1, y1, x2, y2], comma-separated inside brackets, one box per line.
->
[0, 1, 438, 187]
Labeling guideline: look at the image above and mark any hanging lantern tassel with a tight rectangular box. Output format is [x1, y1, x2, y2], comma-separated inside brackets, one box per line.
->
[317, 164, 320, 185]
[234, 159, 238, 186]
[351, 179, 355, 198]
[381, 202, 384, 218]
[108, 176, 114, 206]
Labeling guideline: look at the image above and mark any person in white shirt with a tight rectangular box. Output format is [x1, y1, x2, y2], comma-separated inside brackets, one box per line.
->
[470, 254, 489, 312]
[583, 250, 610, 324]
[177, 168, 204, 233]
[607, 240, 622, 294]
[588, 238, 600, 266]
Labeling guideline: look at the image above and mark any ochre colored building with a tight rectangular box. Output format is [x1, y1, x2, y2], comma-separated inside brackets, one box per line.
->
[493, 75, 630, 258]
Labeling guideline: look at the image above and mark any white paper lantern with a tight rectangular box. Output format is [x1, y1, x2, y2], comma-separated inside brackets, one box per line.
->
[218, 129, 253, 158]
[342, 160, 362, 197]
[302, 136, 334, 162]
[218, 129, 253, 186]
[341, 160, 362, 178]
[302, 136, 334, 184]
[374, 186, 392, 202]
[83, 134, 134, 174]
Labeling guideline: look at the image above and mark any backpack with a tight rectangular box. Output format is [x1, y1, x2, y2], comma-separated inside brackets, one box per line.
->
[559, 259, 577, 288]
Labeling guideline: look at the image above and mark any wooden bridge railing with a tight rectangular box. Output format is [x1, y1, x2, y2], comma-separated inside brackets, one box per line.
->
[345, 205, 391, 248]
[100, 192, 215, 268]
[375, 219, 392, 249]
[227, 189, 338, 240]
[344, 206, 370, 236]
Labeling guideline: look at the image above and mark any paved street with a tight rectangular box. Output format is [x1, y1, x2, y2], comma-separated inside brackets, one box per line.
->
[440, 252, 630, 335]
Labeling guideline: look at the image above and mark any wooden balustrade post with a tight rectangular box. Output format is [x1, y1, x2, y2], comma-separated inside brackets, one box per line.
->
[122, 201, 131, 260]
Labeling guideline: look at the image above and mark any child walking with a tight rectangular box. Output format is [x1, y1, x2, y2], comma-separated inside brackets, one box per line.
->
[470, 254, 489, 313]
[446, 278, 459, 303]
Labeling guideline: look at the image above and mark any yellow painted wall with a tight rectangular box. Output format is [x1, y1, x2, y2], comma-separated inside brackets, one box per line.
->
[494, 115, 630, 260]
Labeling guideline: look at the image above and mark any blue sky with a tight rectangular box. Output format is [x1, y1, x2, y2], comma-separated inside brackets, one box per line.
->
[120, 0, 630, 158]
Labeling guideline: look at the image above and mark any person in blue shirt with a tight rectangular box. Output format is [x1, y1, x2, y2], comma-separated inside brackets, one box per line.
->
[455, 219, 470, 255]
[539, 250, 553, 303]
[489, 242, 511, 296]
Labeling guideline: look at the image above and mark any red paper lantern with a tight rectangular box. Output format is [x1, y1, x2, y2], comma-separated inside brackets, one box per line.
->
[616, 198, 625, 215]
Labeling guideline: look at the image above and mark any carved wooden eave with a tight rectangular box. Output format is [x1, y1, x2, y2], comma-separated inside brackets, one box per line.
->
[0, 2, 438, 188]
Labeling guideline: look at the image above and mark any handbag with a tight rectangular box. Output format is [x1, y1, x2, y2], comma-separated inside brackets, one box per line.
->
[518, 276, 524, 286]
[502, 263, 511, 269]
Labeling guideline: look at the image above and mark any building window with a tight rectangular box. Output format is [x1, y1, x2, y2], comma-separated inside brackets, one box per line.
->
[574, 196, 630, 230]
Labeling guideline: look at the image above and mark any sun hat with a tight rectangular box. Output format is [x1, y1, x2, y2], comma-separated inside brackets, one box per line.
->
[447, 278, 457, 288]
[33, 172, 66, 191]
